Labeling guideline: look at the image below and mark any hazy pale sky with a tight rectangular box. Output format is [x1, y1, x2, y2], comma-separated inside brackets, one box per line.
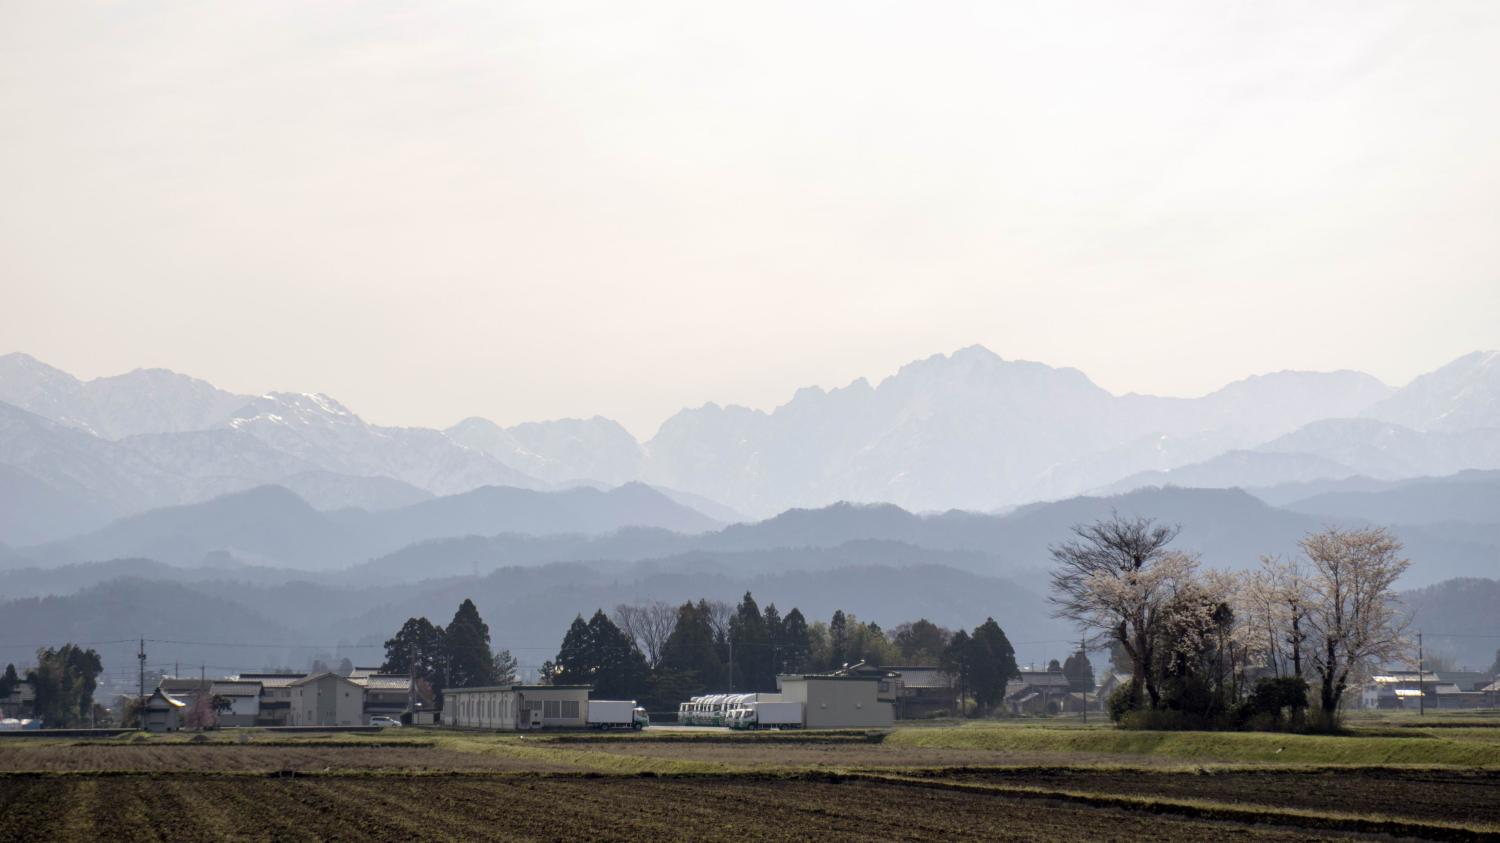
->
[3, 2, 1497, 437]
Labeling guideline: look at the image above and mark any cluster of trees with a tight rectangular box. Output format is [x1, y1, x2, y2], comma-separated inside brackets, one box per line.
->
[1051, 517, 1411, 730]
[2, 646, 105, 727]
[536, 592, 1021, 714]
[940, 619, 1021, 715]
[381, 599, 517, 702]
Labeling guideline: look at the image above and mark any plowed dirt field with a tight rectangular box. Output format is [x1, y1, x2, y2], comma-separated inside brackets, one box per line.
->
[0, 774, 1376, 842]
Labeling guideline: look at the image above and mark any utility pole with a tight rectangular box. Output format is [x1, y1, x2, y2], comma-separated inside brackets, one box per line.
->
[137, 638, 146, 730]
[728, 639, 734, 692]
[1080, 637, 1088, 726]
[1418, 630, 1424, 717]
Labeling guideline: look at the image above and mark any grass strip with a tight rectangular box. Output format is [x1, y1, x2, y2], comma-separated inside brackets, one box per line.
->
[887, 723, 1500, 766]
[855, 771, 1500, 841]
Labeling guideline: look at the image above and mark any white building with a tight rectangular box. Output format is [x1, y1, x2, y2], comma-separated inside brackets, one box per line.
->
[443, 685, 590, 730]
[209, 680, 262, 727]
[775, 674, 894, 728]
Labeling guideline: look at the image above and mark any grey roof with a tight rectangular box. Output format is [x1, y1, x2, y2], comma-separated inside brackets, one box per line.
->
[158, 677, 212, 694]
[234, 673, 307, 689]
[352, 675, 413, 691]
[444, 684, 590, 694]
[146, 689, 187, 709]
[210, 681, 262, 696]
[289, 671, 364, 689]
[1010, 670, 1072, 687]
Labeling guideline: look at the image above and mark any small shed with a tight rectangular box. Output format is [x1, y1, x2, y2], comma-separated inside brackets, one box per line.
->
[143, 689, 187, 732]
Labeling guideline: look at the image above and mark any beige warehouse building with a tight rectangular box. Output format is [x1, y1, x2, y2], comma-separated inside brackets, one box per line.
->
[776, 674, 894, 729]
[288, 673, 366, 727]
[443, 685, 590, 730]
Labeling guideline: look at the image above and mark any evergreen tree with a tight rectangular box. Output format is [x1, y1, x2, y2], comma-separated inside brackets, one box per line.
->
[1062, 649, 1096, 692]
[729, 592, 774, 691]
[0, 664, 17, 700]
[942, 630, 973, 717]
[1047, 659, 1062, 672]
[587, 610, 650, 698]
[444, 599, 497, 688]
[779, 608, 811, 674]
[829, 610, 849, 668]
[763, 604, 784, 674]
[555, 610, 649, 698]
[968, 618, 1019, 715]
[382, 616, 447, 689]
[553, 616, 592, 683]
[658, 601, 725, 693]
[492, 649, 519, 685]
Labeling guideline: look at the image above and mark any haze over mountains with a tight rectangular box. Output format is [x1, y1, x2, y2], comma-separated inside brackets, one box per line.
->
[3, 346, 1499, 677]
[3, 347, 1498, 543]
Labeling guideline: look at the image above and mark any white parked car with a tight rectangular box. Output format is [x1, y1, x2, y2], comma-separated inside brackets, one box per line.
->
[368, 715, 402, 727]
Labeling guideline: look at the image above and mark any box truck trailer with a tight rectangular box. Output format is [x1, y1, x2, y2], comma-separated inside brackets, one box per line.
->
[727, 700, 803, 730]
[586, 700, 649, 730]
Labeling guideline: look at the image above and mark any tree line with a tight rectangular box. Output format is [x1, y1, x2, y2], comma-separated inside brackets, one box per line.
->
[1051, 517, 1412, 730]
[1, 646, 104, 727]
[538, 592, 1024, 714]
[380, 598, 517, 703]
[380, 592, 1029, 715]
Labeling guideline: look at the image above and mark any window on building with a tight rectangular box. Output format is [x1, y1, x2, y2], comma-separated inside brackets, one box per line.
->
[560, 700, 580, 719]
[543, 699, 561, 719]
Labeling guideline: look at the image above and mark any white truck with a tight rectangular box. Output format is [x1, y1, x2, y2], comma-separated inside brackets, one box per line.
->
[727, 700, 803, 730]
[587, 700, 649, 730]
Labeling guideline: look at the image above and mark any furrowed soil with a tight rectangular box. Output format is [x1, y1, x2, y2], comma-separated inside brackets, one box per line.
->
[925, 767, 1500, 827]
[553, 739, 1194, 769]
[0, 743, 578, 773]
[0, 774, 1371, 842]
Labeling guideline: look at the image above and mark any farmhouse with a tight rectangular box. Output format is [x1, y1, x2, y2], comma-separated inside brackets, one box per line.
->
[348, 672, 417, 722]
[209, 680, 262, 727]
[1361, 670, 1494, 710]
[235, 673, 302, 726]
[442, 685, 590, 730]
[1004, 669, 1074, 715]
[883, 665, 955, 718]
[0, 680, 35, 720]
[288, 673, 365, 726]
[142, 688, 187, 732]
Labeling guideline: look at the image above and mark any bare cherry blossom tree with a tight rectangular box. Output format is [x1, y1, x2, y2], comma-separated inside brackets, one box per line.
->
[1300, 527, 1411, 719]
[1049, 514, 1197, 709]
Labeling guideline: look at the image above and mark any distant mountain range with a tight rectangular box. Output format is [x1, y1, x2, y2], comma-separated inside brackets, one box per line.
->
[8, 476, 1496, 589]
[9, 481, 721, 570]
[2, 347, 1498, 544]
[4, 473, 1497, 681]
